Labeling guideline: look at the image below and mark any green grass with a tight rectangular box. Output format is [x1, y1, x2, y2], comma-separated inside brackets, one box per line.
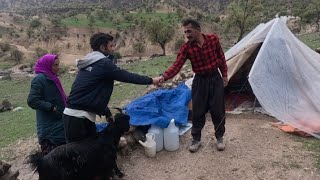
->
[0, 55, 175, 149]
[0, 60, 15, 70]
[299, 137, 320, 169]
[133, 12, 179, 23]
[110, 55, 176, 106]
[61, 14, 132, 29]
[0, 79, 35, 148]
[297, 32, 320, 50]
[61, 14, 127, 29]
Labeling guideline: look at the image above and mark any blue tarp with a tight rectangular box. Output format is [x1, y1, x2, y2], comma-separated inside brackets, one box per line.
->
[125, 83, 191, 128]
[96, 122, 108, 133]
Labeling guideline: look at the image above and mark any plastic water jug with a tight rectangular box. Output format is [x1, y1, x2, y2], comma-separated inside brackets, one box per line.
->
[164, 119, 180, 151]
[139, 132, 156, 157]
[148, 125, 164, 152]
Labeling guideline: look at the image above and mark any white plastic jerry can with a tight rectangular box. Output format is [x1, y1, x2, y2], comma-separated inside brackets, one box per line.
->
[164, 119, 180, 151]
[148, 124, 164, 152]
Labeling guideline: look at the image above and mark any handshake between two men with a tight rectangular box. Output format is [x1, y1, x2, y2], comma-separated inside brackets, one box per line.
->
[151, 76, 165, 86]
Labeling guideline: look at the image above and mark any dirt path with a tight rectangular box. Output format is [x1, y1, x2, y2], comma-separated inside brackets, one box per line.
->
[3, 114, 320, 180]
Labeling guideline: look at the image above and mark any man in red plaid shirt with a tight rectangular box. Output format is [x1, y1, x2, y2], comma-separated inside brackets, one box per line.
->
[159, 19, 228, 152]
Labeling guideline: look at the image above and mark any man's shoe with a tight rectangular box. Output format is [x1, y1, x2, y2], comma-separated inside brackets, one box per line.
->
[216, 137, 225, 151]
[189, 140, 201, 153]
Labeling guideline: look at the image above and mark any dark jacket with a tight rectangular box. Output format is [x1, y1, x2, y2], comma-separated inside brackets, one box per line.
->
[67, 51, 152, 116]
[27, 73, 66, 145]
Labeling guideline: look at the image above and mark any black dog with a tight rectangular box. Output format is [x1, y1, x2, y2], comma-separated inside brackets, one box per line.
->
[29, 111, 130, 180]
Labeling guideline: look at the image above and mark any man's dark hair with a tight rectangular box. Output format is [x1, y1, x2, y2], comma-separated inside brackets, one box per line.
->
[182, 19, 201, 30]
[90, 33, 114, 51]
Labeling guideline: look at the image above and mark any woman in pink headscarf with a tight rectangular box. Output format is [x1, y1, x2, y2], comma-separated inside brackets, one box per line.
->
[27, 54, 67, 155]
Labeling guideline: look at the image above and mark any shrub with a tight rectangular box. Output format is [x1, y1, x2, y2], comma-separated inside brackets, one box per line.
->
[58, 64, 68, 75]
[132, 42, 145, 58]
[34, 47, 48, 59]
[30, 19, 41, 29]
[113, 52, 122, 59]
[50, 47, 60, 55]
[0, 43, 11, 52]
[10, 49, 24, 64]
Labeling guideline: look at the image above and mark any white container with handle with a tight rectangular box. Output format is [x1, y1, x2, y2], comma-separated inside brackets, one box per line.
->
[148, 124, 164, 152]
[139, 132, 156, 157]
[164, 119, 180, 151]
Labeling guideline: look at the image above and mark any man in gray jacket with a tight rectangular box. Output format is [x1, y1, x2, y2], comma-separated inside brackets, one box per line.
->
[63, 33, 161, 143]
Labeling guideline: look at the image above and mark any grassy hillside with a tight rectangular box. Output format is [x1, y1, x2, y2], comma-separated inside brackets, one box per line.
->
[297, 32, 320, 50]
[61, 11, 179, 29]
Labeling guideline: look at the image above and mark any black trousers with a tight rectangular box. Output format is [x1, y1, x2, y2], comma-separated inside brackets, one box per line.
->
[191, 71, 226, 141]
[63, 114, 97, 143]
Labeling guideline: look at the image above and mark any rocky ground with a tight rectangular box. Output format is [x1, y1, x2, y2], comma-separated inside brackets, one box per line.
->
[2, 113, 320, 180]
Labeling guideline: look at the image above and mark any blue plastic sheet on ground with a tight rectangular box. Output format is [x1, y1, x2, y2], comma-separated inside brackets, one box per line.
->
[125, 83, 191, 128]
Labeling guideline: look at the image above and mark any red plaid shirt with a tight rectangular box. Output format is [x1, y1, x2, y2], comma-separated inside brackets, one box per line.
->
[163, 34, 228, 80]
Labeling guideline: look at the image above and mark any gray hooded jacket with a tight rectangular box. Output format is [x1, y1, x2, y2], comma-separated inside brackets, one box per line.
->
[67, 51, 152, 115]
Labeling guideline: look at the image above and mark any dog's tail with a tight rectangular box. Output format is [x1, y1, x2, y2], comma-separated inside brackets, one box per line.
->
[28, 151, 44, 172]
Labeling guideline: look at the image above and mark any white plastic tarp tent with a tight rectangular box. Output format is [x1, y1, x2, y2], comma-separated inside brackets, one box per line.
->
[225, 17, 320, 138]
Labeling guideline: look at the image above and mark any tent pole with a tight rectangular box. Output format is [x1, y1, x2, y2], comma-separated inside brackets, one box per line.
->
[252, 96, 257, 114]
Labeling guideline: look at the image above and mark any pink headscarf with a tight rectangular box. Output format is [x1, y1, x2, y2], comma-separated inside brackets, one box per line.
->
[34, 54, 67, 106]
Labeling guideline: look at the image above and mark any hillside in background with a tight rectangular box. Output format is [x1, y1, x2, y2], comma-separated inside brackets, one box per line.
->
[0, 0, 146, 10]
[0, 0, 319, 70]
[0, 0, 312, 16]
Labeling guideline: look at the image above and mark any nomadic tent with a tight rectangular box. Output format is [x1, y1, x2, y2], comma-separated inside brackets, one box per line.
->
[225, 17, 320, 138]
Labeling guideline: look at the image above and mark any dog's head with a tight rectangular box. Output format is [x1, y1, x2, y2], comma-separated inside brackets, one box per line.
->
[114, 112, 130, 133]
[106, 108, 130, 134]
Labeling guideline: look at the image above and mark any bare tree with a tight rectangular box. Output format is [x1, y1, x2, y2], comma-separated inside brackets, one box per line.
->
[145, 20, 175, 55]
[224, 0, 262, 42]
[10, 49, 23, 64]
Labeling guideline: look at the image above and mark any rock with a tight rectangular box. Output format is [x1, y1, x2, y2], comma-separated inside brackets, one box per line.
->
[119, 145, 131, 156]
[0, 70, 11, 76]
[22, 67, 32, 73]
[114, 81, 121, 86]
[12, 107, 24, 112]
[10, 72, 31, 80]
[17, 64, 28, 70]
[0, 161, 11, 176]
[2, 99, 12, 109]
[0, 99, 13, 112]
[172, 74, 182, 82]
[123, 133, 136, 146]
[0, 160, 19, 180]
[125, 59, 134, 64]
[68, 66, 78, 75]
[149, 54, 164, 59]
[118, 137, 128, 149]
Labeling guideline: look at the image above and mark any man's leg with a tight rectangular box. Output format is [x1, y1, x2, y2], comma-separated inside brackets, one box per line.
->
[208, 75, 226, 151]
[63, 114, 96, 143]
[190, 75, 209, 152]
